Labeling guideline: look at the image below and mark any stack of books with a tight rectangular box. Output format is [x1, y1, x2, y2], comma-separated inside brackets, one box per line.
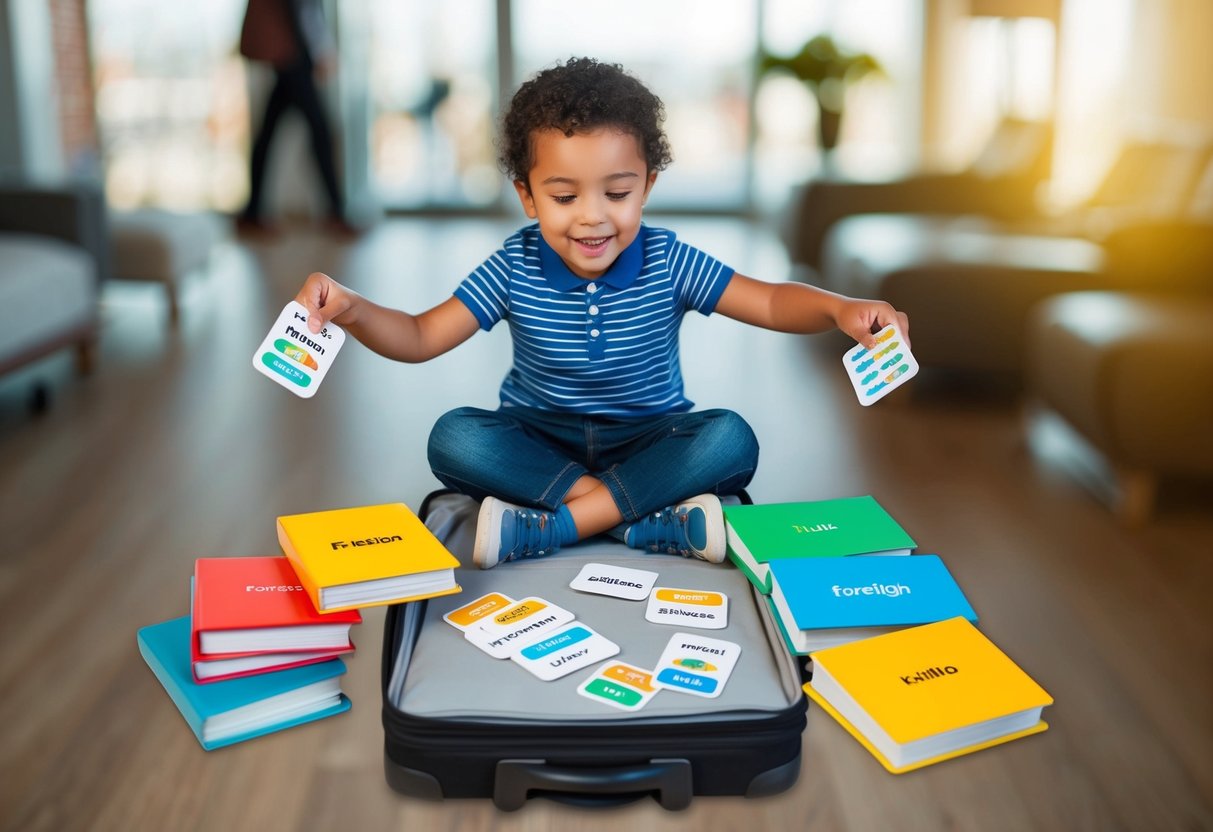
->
[138, 502, 462, 750]
[724, 495, 1052, 773]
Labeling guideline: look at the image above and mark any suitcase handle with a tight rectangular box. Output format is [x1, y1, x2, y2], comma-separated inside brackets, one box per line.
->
[494, 758, 693, 811]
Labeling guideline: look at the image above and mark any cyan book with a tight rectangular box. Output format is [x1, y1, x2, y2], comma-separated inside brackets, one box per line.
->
[768, 554, 977, 654]
[137, 615, 350, 750]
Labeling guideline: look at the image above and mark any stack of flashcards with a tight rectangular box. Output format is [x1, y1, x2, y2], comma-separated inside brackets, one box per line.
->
[842, 323, 918, 406]
[444, 593, 619, 681]
[253, 301, 345, 398]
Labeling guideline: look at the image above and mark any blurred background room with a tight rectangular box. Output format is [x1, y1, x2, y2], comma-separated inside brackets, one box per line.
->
[1, 1, 1211, 830]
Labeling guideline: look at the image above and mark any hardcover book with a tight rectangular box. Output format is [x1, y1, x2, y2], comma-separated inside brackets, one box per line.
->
[137, 616, 350, 750]
[768, 554, 977, 654]
[191, 644, 353, 683]
[192, 556, 361, 655]
[805, 616, 1052, 773]
[276, 502, 461, 613]
[724, 496, 916, 593]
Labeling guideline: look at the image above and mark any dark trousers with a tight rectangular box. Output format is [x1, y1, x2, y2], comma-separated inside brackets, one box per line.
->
[242, 63, 343, 220]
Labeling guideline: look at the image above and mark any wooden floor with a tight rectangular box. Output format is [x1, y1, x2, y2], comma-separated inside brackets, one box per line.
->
[1, 216, 1210, 832]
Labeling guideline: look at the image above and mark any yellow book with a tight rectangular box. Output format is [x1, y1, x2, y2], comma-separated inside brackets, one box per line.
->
[805, 616, 1052, 773]
[276, 503, 461, 613]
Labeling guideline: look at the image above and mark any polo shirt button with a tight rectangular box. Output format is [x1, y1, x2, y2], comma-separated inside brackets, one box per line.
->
[589, 305, 599, 315]
[587, 283, 597, 293]
[590, 328, 601, 338]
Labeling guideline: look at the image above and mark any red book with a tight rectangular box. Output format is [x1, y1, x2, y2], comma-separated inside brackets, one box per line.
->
[190, 641, 354, 683]
[192, 556, 361, 657]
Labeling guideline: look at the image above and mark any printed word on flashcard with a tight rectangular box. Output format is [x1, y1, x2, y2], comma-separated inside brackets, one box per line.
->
[570, 563, 659, 601]
[443, 592, 515, 632]
[578, 662, 660, 711]
[653, 633, 741, 698]
[512, 623, 620, 682]
[472, 597, 575, 653]
[842, 323, 919, 406]
[253, 301, 345, 398]
[645, 587, 728, 629]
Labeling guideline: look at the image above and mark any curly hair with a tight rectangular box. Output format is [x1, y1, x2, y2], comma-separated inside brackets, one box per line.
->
[499, 57, 673, 186]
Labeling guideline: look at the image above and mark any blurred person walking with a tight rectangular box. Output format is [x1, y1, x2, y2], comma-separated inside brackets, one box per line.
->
[237, 0, 358, 236]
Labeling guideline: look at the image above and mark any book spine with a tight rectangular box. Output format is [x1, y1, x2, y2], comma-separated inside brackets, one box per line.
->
[277, 525, 326, 614]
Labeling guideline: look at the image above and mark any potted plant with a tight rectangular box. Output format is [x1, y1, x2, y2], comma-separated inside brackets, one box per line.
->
[759, 34, 884, 153]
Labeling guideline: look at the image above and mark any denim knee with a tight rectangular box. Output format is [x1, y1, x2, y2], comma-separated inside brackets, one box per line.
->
[697, 409, 760, 491]
[426, 406, 483, 478]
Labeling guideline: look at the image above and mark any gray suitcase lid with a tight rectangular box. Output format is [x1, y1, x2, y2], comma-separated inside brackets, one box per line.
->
[388, 494, 804, 723]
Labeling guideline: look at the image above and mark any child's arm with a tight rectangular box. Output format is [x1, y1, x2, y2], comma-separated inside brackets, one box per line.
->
[295, 272, 480, 363]
[714, 273, 909, 351]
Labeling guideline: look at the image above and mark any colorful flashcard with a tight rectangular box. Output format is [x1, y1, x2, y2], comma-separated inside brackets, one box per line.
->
[645, 587, 729, 630]
[570, 563, 659, 601]
[511, 623, 620, 682]
[577, 662, 660, 711]
[842, 323, 919, 406]
[253, 301, 345, 398]
[652, 633, 741, 699]
[443, 592, 515, 632]
[469, 597, 576, 658]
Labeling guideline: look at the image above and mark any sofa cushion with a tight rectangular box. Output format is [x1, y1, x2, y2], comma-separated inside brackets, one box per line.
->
[0, 233, 97, 363]
[1028, 291, 1213, 474]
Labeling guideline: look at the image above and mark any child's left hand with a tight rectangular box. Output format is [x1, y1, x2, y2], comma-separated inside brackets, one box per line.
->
[835, 298, 910, 351]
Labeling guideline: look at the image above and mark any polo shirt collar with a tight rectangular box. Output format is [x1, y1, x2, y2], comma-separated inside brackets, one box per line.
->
[537, 225, 646, 292]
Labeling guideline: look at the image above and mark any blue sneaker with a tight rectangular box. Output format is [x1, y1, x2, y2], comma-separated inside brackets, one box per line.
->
[473, 497, 562, 569]
[624, 493, 726, 563]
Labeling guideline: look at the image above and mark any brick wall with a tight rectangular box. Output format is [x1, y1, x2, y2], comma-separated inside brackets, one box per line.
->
[47, 0, 98, 174]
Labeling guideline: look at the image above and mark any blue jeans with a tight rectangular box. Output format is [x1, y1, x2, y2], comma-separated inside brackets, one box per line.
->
[426, 405, 759, 523]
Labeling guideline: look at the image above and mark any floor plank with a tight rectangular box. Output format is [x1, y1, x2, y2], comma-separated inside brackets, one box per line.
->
[1, 216, 1210, 831]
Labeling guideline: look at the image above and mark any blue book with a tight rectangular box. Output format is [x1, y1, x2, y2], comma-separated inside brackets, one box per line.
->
[767, 554, 977, 655]
[137, 615, 350, 750]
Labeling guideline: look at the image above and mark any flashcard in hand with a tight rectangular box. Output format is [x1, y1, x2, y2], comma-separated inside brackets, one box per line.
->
[253, 300, 345, 398]
[842, 323, 918, 406]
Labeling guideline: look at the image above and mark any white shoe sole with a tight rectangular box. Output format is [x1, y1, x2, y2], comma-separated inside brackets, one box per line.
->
[472, 497, 508, 570]
[686, 493, 726, 563]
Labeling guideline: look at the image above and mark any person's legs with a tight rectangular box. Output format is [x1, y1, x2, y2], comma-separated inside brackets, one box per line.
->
[284, 66, 344, 220]
[593, 409, 760, 522]
[241, 70, 293, 223]
[427, 406, 589, 509]
[429, 406, 603, 568]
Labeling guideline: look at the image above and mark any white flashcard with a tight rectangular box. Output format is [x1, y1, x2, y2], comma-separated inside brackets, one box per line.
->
[511, 623, 620, 682]
[473, 596, 575, 654]
[253, 301, 345, 398]
[842, 323, 918, 406]
[463, 627, 515, 660]
[570, 563, 659, 601]
[577, 662, 660, 712]
[443, 592, 515, 632]
[645, 587, 728, 630]
[652, 633, 741, 699]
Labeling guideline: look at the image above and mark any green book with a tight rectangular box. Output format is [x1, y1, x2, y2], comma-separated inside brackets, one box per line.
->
[724, 496, 916, 593]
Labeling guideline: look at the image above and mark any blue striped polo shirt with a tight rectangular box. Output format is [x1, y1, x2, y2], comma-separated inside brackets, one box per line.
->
[454, 223, 735, 416]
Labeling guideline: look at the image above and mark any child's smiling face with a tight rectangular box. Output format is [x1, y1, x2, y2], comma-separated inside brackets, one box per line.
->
[514, 127, 657, 280]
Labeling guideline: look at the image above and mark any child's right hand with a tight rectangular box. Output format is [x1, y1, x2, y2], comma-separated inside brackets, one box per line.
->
[296, 272, 358, 334]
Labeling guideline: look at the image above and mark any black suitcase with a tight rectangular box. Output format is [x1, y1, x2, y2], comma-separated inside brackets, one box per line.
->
[381, 490, 808, 810]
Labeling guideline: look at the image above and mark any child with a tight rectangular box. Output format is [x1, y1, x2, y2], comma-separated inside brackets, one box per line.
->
[295, 57, 909, 569]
